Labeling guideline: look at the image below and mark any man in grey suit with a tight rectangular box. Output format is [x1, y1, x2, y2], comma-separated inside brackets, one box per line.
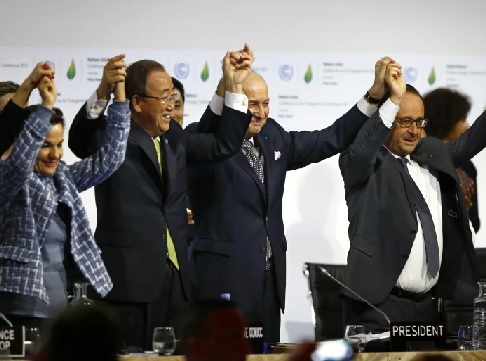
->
[339, 62, 484, 331]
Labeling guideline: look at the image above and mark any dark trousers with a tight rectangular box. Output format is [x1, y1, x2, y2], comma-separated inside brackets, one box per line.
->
[99, 263, 188, 352]
[343, 291, 436, 333]
[244, 266, 281, 345]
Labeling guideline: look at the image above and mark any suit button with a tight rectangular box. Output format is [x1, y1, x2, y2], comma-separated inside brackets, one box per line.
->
[265, 217, 269, 222]
[260, 246, 266, 253]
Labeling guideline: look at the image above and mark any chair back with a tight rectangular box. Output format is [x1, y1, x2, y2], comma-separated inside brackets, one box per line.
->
[303, 262, 346, 340]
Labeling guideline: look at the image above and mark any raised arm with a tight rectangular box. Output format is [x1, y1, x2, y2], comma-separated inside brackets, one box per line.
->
[284, 57, 396, 170]
[0, 63, 54, 155]
[68, 55, 127, 158]
[447, 109, 486, 166]
[185, 45, 253, 163]
[0, 75, 56, 204]
[339, 62, 406, 191]
[69, 70, 130, 192]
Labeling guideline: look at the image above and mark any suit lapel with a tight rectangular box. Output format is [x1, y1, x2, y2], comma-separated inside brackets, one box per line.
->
[235, 144, 267, 203]
[130, 122, 163, 185]
[161, 135, 177, 205]
[256, 133, 274, 205]
[382, 148, 417, 219]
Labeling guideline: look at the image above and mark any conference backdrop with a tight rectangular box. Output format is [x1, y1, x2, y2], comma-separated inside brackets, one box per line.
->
[1, 47, 486, 341]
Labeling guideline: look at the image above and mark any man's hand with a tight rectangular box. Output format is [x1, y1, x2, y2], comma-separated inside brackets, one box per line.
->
[368, 56, 395, 99]
[97, 54, 127, 100]
[386, 63, 406, 105]
[223, 44, 254, 93]
[38, 76, 57, 109]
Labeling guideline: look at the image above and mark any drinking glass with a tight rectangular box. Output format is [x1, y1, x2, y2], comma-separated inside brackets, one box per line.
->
[344, 325, 367, 353]
[457, 325, 474, 350]
[152, 327, 176, 355]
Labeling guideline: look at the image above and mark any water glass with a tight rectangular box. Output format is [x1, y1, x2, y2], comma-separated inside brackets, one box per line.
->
[457, 325, 474, 350]
[152, 327, 176, 355]
[344, 325, 367, 352]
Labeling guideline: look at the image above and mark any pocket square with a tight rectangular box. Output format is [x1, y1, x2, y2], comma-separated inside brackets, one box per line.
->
[275, 151, 281, 160]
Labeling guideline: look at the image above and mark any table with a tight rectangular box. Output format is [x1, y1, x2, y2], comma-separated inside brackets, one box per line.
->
[119, 351, 486, 361]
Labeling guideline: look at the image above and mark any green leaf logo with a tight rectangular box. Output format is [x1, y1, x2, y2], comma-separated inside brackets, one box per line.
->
[428, 66, 436, 85]
[66, 59, 76, 80]
[304, 64, 313, 83]
[201, 62, 209, 82]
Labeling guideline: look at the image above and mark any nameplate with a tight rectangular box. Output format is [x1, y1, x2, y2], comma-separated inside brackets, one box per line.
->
[0, 327, 25, 357]
[244, 323, 264, 353]
[390, 322, 445, 351]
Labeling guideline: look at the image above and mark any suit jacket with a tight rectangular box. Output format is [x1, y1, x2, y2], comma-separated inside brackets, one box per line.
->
[339, 108, 485, 305]
[0, 100, 29, 155]
[68, 104, 250, 303]
[186, 104, 369, 313]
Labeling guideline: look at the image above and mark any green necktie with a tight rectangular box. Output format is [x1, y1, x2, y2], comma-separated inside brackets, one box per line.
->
[153, 138, 180, 270]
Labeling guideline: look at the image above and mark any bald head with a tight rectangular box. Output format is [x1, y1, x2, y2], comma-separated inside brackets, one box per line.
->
[242, 71, 266, 94]
[242, 71, 269, 139]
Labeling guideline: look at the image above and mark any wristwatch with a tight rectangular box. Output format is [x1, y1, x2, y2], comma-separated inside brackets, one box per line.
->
[364, 91, 382, 105]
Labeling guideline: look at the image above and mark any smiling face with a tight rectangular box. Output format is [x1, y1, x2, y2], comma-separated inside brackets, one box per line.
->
[243, 72, 269, 140]
[34, 123, 64, 176]
[384, 92, 425, 157]
[132, 70, 174, 137]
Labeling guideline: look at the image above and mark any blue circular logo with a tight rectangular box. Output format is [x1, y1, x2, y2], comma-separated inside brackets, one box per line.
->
[404, 67, 418, 83]
[279, 65, 293, 81]
[174, 63, 189, 79]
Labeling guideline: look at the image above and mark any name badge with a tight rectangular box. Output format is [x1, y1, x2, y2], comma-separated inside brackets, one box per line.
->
[0, 327, 25, 357]
[390, 322, 445, 351]
[244, 323, 264, 353]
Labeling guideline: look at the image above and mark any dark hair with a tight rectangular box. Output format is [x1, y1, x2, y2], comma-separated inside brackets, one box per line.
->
[423, 88, 471, 139]
[179, 299, 239, 354]
[0, 81, 19, 97]
[171, 77, 185, 103]
[405, 84, 423, 100]
[45, 304, 123, 361]
[26, 105, 65, 126]
[125, 60, 166, 110]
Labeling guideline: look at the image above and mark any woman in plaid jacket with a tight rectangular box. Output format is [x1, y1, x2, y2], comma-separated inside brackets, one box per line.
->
[0, 63, 130, 328]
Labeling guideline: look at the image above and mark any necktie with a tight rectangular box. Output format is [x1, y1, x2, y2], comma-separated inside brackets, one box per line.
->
[242, 140, 273, 270]
[153, 138, 179, 270]
[399, 157, 440, 277]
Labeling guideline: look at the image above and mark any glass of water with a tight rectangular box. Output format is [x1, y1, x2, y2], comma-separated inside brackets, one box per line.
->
[344, 325, 367, 352]
[457, 325, 474, 350]
[153, 327, 176, 355]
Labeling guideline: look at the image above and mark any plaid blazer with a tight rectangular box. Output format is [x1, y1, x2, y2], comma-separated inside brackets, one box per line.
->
[0, 101, 130, 303]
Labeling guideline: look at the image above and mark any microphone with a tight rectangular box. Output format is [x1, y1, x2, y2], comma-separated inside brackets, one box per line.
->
[318, 266, 391, 325]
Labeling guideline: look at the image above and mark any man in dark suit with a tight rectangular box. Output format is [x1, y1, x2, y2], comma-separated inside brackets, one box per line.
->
[186, 54, 394, 343]
[68, 52, 252, 350]
[339, 62, 483, 331]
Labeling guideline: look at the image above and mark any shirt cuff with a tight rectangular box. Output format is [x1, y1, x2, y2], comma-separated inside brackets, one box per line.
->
[224, 92, 248, 114]
[379, 98, 400, 129]
[209, 93, 224, 116]
[357, 97, 378, 117]
[86, 90, 109, 119]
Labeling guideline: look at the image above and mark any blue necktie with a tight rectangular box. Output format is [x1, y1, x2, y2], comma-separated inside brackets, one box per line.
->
[399, 157, 440, 277]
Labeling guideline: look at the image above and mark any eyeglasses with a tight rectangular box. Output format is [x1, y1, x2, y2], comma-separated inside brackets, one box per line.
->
[395, 117, 429, 129]
[139, 93, 177, 104]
